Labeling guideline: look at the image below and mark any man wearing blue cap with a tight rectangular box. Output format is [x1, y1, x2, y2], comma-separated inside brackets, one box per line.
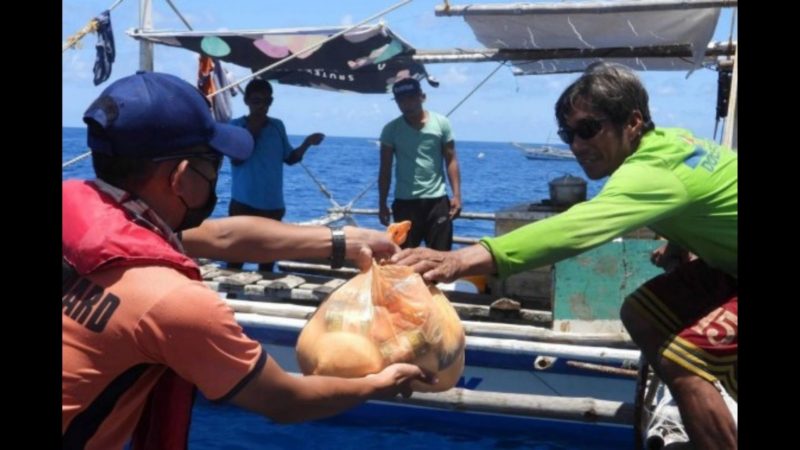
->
[378, 77, 462, 250]
[62, 71, 430, 450]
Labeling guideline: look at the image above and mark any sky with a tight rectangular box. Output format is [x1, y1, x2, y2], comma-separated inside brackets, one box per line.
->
[62, 0, 737, 143]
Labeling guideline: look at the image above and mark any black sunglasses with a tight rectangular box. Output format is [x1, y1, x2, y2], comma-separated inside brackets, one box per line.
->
[557, 117, 609, 145]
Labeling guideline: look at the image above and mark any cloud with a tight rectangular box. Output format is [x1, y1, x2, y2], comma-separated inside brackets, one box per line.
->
[654, 83, 678, 96]
[178, 10, 219, 29]
[151, 9, 169, 25]
[416, 10, 437, 29]
[341, 14, 353, 26]
[437, 66, 470, 85]
[545, 78, 567, 92]
[154, 53, 197, 81]
[62, 53, 92, 83]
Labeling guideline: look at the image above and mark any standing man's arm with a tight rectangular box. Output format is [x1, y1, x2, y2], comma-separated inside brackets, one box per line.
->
[286, 132, 325, 165]
[378, 144, 394, 226]
[443, 140, 462, 220]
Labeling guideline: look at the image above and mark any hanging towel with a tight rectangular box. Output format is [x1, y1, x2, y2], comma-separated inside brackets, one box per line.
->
[93, 10, 115, 86]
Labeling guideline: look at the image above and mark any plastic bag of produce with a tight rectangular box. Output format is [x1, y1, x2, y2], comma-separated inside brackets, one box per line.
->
[296, 222, 465, 392]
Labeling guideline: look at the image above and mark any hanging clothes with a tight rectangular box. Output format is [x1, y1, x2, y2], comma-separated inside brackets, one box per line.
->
[198, 55, 235, 123]
[92, 10, 115, 86]
[211, 62, 235, 122]
[198, 55, 216, 97]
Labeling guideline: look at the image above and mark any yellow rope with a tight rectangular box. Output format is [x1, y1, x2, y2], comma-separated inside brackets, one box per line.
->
[63, 18, 99, 52]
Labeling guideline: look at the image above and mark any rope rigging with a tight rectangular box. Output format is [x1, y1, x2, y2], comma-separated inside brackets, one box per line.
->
[62, 0, 125, 52]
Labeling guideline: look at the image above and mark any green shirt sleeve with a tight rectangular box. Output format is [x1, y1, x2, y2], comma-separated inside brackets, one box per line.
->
[440, 114, 454, 143]
[379, 120, 394, 148]
[481, 163, 690, 278]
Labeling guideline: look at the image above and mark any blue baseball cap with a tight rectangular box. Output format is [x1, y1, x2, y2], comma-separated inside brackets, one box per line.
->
[83, 71, 253, 160]
[392, 77, 422, 97]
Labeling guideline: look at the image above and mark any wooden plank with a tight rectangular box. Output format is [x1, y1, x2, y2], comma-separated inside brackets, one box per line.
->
[219, 272, 265, 286]
[313, 278, 346, 296]
[462, 321, 634, 348]
[565, 360, 638, 378]
[262, 274, 306, 291]
[451, 302, 552, 326]
[213, 274, 555, 326]
[276, 261, 359, 279]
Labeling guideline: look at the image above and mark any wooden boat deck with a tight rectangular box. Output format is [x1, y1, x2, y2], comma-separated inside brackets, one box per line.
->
[199, 261, 636, 349]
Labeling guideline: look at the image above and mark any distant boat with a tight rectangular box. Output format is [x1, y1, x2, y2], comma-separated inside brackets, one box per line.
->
[512, 142, 575, 161]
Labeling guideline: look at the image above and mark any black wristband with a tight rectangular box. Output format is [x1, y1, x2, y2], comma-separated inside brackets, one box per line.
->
[330, 229, 346, 269]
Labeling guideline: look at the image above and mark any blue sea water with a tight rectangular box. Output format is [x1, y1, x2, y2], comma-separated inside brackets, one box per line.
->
[63, 127, 625, 449]
[62, 127, 606, 241]
[188, 397, 632, 450]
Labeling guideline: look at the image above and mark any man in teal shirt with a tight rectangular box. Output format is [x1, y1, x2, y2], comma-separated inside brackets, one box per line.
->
[393, 63, 737, 449]
[378, 77, 462, 250]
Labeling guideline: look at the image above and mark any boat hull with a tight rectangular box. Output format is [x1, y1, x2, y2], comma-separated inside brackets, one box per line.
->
[237, 313, 639, 402]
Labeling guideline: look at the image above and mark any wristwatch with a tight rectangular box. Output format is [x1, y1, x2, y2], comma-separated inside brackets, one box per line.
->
[330, 228, 346, 269]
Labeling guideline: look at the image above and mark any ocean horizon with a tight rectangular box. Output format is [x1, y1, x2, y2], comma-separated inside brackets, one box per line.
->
[63, 126, 604, 242]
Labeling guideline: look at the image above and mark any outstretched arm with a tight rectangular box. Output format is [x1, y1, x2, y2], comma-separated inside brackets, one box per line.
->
[229, 357, 432, 423]
[390, 243, 496, 283]
[378, 144, 394, 226]
[285, 132, 325, 165]
[442, 140, 462, 220]
[182, 217, 399, 270]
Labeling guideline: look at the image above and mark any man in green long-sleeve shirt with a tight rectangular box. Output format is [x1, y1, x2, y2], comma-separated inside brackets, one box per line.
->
[392, 62, 737, 450]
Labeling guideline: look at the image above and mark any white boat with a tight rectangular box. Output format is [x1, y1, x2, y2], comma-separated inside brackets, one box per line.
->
[512, 142, 575, 161]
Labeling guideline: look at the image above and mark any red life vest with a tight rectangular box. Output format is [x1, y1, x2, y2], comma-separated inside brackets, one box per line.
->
[62, 179, 198, 450]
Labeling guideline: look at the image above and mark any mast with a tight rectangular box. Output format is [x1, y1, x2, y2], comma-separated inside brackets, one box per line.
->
[138, 0, 154, 71]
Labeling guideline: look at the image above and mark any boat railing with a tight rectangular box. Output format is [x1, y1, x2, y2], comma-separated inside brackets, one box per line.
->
[325, 207, 496, 245]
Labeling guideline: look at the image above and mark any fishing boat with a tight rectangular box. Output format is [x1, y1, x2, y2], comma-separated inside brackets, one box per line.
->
[62, 0, 738, 444]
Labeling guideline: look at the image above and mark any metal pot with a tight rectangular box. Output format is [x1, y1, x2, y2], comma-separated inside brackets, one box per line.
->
[548, 174, 587, 206]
